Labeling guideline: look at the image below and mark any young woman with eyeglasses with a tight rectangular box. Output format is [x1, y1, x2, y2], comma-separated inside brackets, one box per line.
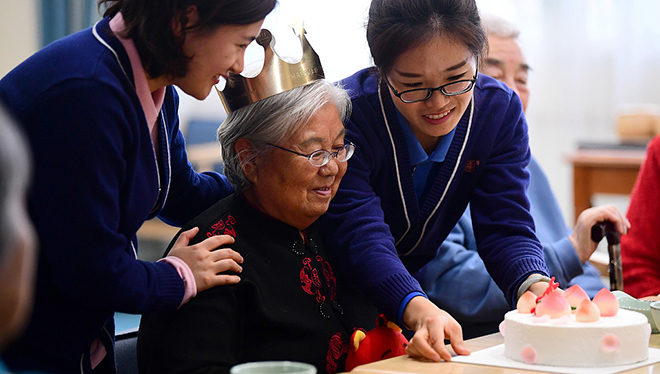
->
[323, 0, 552, 362]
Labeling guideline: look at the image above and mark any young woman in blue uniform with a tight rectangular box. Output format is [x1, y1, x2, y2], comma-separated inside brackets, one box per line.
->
[324, 0, 551, 361]
[0, 0, 275, 372]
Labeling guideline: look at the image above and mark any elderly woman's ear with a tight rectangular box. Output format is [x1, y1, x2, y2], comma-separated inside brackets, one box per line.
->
[235, 138, 258, 184]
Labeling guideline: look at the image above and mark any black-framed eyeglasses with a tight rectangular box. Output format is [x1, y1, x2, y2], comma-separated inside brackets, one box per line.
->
[384, 57, 479, 103]
[266, 141, 356, 167]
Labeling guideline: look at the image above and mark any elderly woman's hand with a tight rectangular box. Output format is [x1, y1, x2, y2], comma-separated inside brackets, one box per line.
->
[167, 227, 244, 293]
[403, 296, 470, 362]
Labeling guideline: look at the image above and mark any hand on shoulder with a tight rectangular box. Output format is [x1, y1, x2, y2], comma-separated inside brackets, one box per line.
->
[167, 227, 243, 293]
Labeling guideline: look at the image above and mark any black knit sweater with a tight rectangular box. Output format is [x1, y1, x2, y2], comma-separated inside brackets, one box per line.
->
[137, 193, 377, 374]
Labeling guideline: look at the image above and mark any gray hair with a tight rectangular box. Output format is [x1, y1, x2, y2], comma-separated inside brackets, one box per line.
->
[218, 80, 352, 192]
[481, 13, 520, 39]
[0, 104, 31, 265]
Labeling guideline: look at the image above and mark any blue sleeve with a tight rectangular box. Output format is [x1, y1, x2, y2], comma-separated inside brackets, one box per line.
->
[568, 262, 606, 298]
[542, 236, 584, 289]
[397, 291, 427, 331]
[20, 80, 183, 313]
[157, 88, 234, 226]
[323, 108, 423, 325]
[468, 90, 549, 306]
[416, 212, 510, 327]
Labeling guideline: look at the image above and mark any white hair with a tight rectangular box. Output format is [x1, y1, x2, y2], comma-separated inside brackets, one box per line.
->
[218, 80, 351, 192]
[481, 13, 520, 39]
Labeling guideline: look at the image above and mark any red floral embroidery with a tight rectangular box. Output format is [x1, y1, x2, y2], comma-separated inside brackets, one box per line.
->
[300, 258, 324, 303]
[317, 255, 337, 301]
[326, 332, 349, 374]
[299, 250, 338, 306]
[207, 215, 236, 238]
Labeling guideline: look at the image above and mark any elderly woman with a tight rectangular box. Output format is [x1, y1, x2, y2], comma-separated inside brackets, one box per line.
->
[137, 80, 377, 374]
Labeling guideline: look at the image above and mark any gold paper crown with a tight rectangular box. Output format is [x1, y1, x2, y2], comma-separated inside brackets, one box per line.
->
[217, 22, 325, 113]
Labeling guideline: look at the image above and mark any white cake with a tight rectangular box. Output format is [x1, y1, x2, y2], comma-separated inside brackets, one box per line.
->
[503, 308, 650, 367]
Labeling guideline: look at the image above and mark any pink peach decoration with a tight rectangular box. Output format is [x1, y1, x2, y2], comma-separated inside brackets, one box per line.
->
[517, 291, 537, 314]
[575, 299, 601, 322]
[592, 288, 619, 317]
[536, 277, 560, 302]
[535, 289, 571, 318]
[563, 284, 589, 308]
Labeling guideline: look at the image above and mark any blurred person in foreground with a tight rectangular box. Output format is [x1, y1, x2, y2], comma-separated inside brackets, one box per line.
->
[138, 76, 379, 374]
[415, 14, 629, 339]
[0, 105, 39, 373]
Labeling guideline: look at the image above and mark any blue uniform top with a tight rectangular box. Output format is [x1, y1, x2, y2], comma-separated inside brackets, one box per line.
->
[323, 68, 549, 326]
[0, 17, 233, 373]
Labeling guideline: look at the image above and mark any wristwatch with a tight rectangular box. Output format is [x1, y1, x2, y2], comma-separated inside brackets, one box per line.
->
[515, 274, 552, 302]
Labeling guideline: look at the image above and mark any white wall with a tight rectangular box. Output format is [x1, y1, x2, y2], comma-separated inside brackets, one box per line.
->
[0, 0, 39, 77]
[182, 0, 658, 225]
[478, 0, 660, 224]
[4, 0, 655, 225]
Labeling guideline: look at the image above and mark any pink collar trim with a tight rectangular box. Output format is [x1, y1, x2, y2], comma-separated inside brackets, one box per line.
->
[109, 12, 165, 128]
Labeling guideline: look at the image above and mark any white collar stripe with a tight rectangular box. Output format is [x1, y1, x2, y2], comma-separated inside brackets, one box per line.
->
[403, 93, 474, 255]
[378, 84, 412, 246]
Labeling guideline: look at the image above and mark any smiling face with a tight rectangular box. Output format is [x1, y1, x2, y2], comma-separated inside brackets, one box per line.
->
[385, 36, 477, 153]
[483, 35, 530, 112]
[243, 102, 348, 230]
[170, 20, 264, 100]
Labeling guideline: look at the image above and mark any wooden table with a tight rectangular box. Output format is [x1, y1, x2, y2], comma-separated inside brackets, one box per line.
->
[136, 218, 179, 242]
[350, 333, 660, 374]
[567, 149, 646, 223]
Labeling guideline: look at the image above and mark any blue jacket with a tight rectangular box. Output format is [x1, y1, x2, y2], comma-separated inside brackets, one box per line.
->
[416, 157, 604, 339]
[323, 68, 549, 325]
[0, 17, 232, 373]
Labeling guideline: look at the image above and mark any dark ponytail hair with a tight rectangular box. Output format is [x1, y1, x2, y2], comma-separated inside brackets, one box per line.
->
[98, 0, 277, 79]
[367, 0, 487, 76]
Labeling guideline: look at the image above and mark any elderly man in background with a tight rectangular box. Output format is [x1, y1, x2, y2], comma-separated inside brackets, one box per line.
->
[415, 14, 629, 339]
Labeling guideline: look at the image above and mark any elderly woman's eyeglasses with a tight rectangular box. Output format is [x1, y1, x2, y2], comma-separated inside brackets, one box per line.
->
[266, 142, 356, 167]
[384, 57, 479, 103]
